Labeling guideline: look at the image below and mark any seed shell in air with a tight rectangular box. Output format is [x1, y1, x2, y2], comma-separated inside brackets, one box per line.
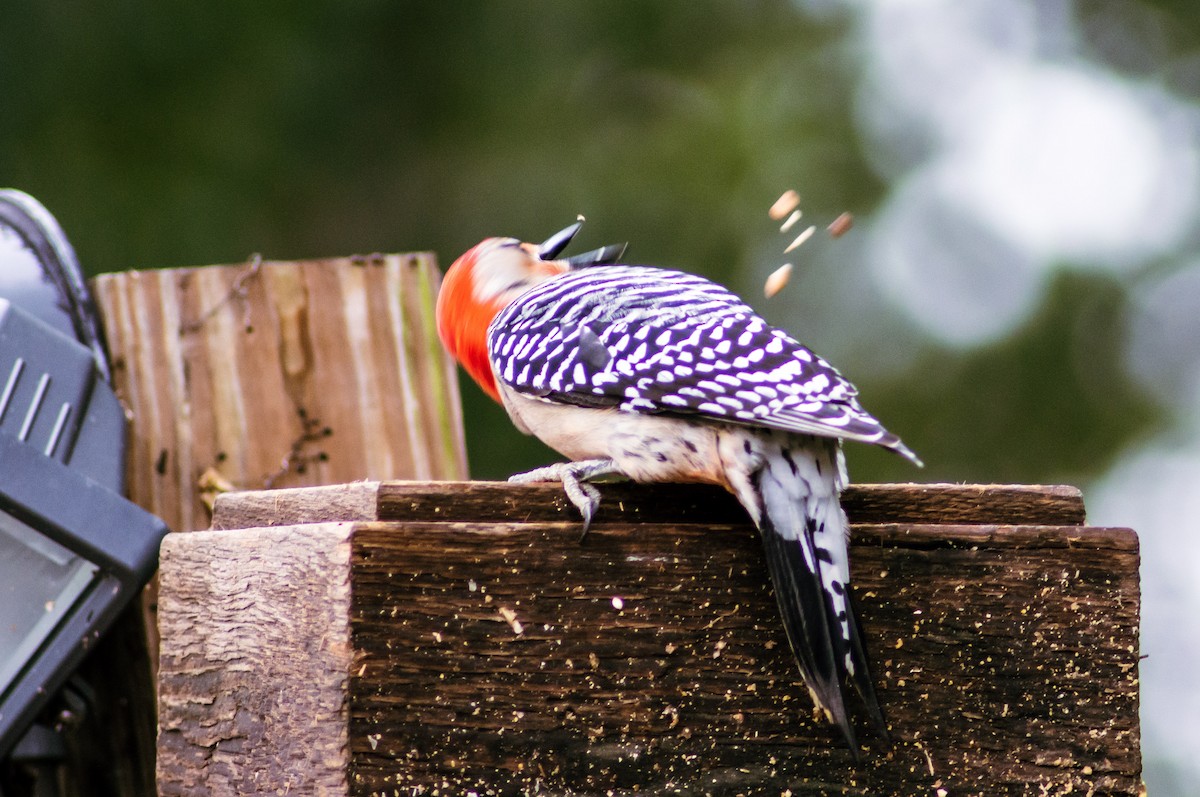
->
[769, 190, 800, 221]
[828, 212, 854, 238]
[764, 263, 793, 298]
[780, 209, 803, 233]
[784, 225, 816, 253]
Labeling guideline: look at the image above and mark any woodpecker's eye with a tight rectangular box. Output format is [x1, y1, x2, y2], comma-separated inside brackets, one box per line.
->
[470, 239, 543, 301]
[473, 238, 521, 260]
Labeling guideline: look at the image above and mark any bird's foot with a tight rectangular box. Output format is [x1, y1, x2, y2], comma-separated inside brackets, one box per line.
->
[509, 458, 620, 540]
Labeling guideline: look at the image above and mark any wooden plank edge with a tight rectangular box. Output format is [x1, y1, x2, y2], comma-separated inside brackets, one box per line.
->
[156, 522, 355, 796]
[348, 519, 1137, 553]
[857, 522, 1137, 552]
[377, 480, 1087, 526]
[210, 480, 1087, 530]
[211, 480, 381, 529]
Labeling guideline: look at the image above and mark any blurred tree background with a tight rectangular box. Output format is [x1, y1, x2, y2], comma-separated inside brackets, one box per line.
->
[3, 1, 1198, 793]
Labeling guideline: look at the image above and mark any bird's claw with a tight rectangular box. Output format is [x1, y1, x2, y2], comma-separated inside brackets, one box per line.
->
[568, 480, 602, 540]
[508, 459, 616, 540]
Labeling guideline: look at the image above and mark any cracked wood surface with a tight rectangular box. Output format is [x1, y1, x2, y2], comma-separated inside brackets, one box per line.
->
[156, 523, 355, 797]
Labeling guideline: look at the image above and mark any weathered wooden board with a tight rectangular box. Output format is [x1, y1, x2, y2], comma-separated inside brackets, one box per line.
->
[88, 256, 466, 797]
[157, 523, 355, 797]
[212, 480, 1088, 530]
[93, 254, 467, 535]
[160, 482, 1141, 797]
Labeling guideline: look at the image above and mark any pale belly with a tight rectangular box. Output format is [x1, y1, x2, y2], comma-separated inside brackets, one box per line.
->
[498, 385, 738, 489]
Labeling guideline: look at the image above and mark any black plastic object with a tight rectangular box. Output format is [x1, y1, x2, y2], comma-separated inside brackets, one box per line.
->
[0, 422, 168, 757]
[0, 191, 110, 383]
[0, 191, 124, 493]
[0, 192, 170, 760]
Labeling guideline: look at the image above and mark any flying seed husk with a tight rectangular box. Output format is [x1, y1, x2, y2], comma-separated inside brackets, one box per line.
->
[784, 225, 816, 253]
[764, 263, 793, 298]
[828, 211, 854, 238]
[780, 209, 803, 233]
[769, 190, 800, 220]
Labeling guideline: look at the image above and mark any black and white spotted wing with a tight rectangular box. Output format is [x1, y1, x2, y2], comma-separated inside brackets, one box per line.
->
[487, 265, 919, 462]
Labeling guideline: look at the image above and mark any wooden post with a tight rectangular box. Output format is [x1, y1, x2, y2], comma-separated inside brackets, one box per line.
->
[157, 481, 1142, 796]
[157, 522, 354, 796]
[92, 253, 467, 533]
[72, 254, 465, 797]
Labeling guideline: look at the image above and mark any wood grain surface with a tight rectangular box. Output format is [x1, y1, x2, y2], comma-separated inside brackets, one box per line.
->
[212, 480, 1087, 530]
[162, 481, 1140, 796]
[93, 254, 466, 535]
[88, 255, 465, 797]
[348, 517, 1139, 796]
[157, 523, 355, 797]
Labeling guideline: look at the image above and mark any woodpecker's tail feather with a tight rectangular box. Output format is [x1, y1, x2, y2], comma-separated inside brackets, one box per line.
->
[752, 438, 887, 755]
[758, 512, 856, 750]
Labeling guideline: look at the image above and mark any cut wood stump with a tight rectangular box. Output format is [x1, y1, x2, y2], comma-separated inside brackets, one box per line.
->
[93, 254, 467, 535]
[81, 255, 465, 797]
[159, 481, 1142, 796]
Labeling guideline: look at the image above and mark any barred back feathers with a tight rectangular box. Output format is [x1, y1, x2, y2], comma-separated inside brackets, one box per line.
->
[488, 264, 920, 466]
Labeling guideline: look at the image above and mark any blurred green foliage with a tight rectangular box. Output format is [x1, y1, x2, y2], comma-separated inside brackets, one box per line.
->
[4, 3, 1198, 794]
[0, 1, 1167, 480]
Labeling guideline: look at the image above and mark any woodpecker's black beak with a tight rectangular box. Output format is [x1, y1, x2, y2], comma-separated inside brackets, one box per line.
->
[537, 217, 628, 268]
[564, 242, 628, 268]
[537, 220, 583, 260]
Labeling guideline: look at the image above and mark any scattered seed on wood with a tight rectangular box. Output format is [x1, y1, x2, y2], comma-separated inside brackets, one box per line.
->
[769, 190, 800, 220]
[764, 263, 793, 299]
[783, 225, 816, 253]
[498, 606, 523, 635]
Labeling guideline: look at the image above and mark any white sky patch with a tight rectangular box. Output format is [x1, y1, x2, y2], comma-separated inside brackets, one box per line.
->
[1125, 258, 1200, 413]
[1090, 436, 1200, 788]
[847, 0, 1200, 346]
[938, 64, 1200, 269]
[867, 167, 1044, 347]
[854, 0, 1046, 179]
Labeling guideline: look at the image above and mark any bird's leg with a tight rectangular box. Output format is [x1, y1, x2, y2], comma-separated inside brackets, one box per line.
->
[508, 458, 621, 540]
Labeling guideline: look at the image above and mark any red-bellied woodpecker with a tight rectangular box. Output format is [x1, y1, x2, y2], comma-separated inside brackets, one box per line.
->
[436, 220, 922, 755]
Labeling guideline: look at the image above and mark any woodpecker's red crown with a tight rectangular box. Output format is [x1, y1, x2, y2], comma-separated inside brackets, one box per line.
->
[437, 237, 568, 402]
